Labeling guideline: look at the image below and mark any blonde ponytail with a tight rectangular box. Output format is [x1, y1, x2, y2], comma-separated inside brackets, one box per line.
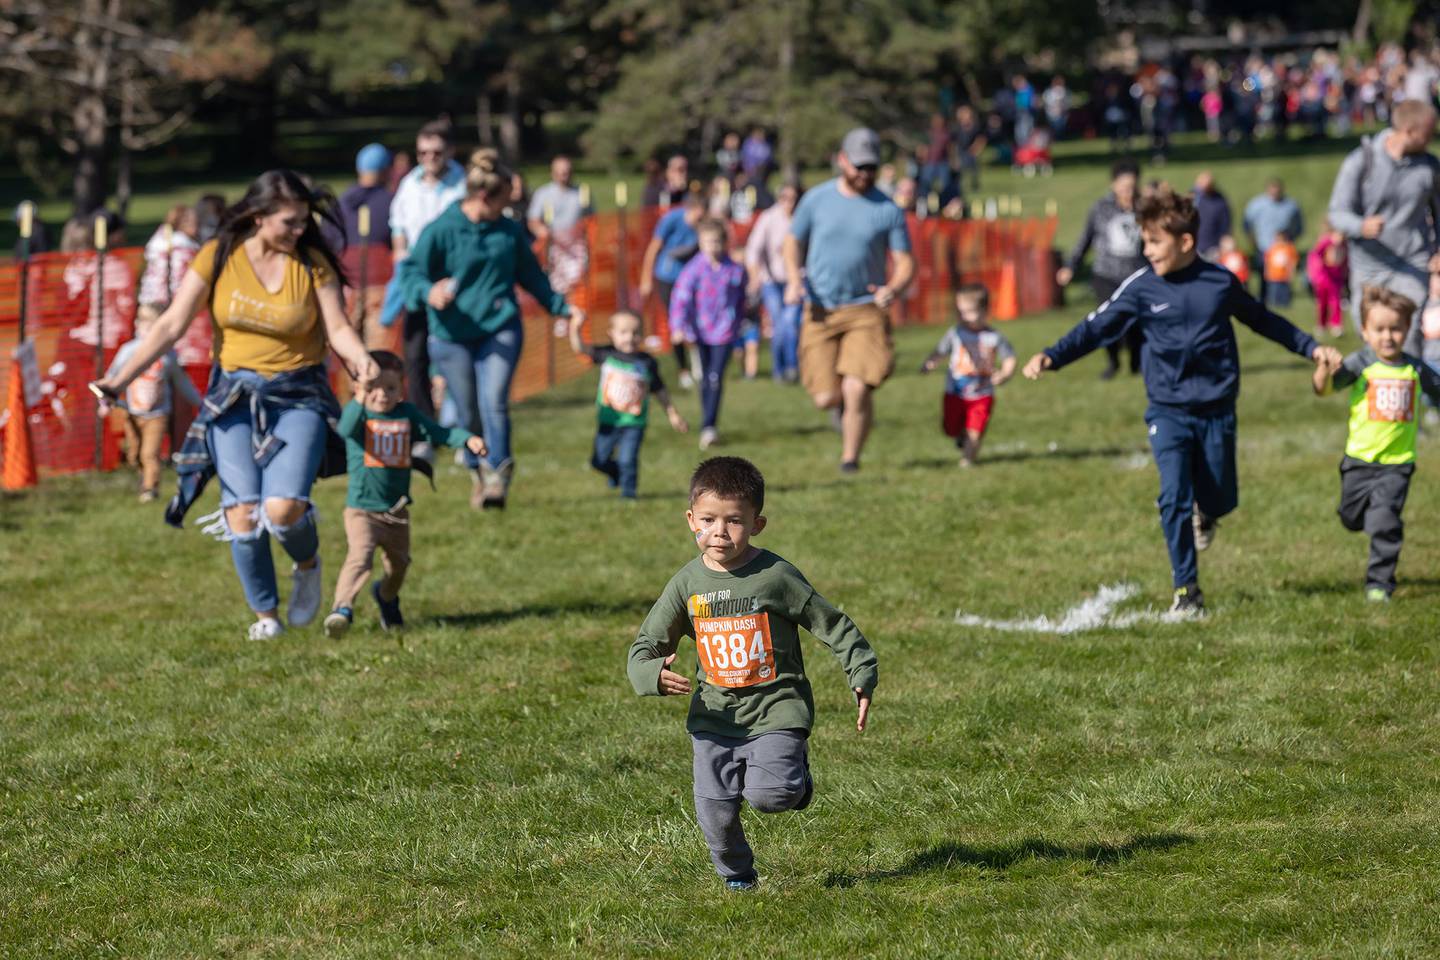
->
[467, 148, 511, 198]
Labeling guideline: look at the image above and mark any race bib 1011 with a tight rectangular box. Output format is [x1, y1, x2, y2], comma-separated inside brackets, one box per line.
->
[1367, 377, 1415, 423]
[693, 611, 776, 689]
[364, 418, 412, 468]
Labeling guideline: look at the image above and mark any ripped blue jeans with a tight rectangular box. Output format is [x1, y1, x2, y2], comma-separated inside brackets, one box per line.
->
[208, 386, 327, 612]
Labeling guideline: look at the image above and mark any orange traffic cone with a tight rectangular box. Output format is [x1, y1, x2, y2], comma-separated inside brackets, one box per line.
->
[993, 259, 1019, 321]
[2, 358, 38, 490]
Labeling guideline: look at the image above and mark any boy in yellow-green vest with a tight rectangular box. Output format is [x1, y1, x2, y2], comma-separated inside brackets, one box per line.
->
[1314, 286, 1440, 601]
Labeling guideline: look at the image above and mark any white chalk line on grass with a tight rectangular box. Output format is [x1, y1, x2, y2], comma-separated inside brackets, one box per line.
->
[954, 582, 1187, 634]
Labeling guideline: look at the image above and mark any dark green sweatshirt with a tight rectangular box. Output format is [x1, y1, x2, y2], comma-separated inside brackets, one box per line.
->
[628, 549, 878, 738]
[337, 400, 473, 512]
[396, 203, 569, 342]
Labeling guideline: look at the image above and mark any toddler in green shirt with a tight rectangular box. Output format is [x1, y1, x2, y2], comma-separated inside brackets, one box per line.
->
[1313, 287, 1440, 600]
[628, 457, 878, 891]
[324, 351, 486, 637]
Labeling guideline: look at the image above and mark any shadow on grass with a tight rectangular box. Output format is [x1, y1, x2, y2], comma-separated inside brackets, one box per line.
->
[1286, 576, 1440, 598]
[902, 446, 1140, 470]
[823, 832, 1193, 888]
[430, 596, 656, 629]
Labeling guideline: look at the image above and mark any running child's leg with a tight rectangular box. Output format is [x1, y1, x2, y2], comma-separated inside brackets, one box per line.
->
[692, 734, 755, 881]
[1190, 409, 1239, 523]
[699, 343, 731, 430]
[590, 425, 621, 486]
[614, 426, 644, 499]
[1359, 464, 1412, 595]
[960, 395, 995, 465]
[375, 512, 411, 602]
[334, 507, 380, 610]
[736, 730, 811, 813]
[1146, 406, 1202, 589]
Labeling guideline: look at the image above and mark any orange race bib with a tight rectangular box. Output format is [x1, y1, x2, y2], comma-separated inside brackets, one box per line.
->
[599, 361, 646, 416]
[127, 363, 163, 413]
[693, 612, 776, 689]
[364, 419, 412, 468]
[1367, 378, 1415, 423]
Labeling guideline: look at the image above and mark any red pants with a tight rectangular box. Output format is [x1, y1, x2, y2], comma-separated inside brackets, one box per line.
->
[943, 393, 994, 437]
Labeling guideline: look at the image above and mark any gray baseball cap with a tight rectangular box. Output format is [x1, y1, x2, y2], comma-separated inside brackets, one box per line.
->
[840, 127, 881, 166]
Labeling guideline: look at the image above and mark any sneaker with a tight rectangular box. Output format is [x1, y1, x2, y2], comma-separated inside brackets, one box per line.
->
[411, 441, 436, 465]
[288, 559, 323, 627]
[1365, 587, 1390, 603]
[470, 469, 485, 510]
[1169, 584, 1206, 618]
[247, 616, 285, 641]
[1099, 364, 1119, 381]
[323, 607, 353, 639]
[138, 489, 158, 503]
[372, 582, 405, 630]
[699, 427, 719, 450]
[1192, 504, 1218, 551]
[724, 875, 759, 892]
[678, 370, 696, 391]
[479, 459, 514, 509]
[839, 461, 860, 475]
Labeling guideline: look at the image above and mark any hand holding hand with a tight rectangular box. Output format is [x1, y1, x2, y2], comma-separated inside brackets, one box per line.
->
[1022, 353, 1053, 380]
[658, 653, 692, 696]
[1312, 345, 1343, 371]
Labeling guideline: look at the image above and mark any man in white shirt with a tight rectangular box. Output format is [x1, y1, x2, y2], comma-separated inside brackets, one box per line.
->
[389, 120, 466, 428]
[527, 156, 591, 296]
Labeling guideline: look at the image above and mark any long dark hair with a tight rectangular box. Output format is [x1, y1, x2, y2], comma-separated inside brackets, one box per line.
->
[207, 170, 347, 312]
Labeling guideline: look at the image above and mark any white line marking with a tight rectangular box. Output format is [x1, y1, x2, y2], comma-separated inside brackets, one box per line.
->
[954, 582, 1186, 634]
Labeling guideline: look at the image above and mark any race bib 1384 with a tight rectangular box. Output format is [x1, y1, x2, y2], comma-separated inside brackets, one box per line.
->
[693, 612, 776, 689]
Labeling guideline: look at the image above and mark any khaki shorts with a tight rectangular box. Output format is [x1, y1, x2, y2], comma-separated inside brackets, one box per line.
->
[798, 301, 895, 399]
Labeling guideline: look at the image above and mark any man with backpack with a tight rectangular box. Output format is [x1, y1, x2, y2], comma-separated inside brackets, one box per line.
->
[1327, 99, 1440, 355]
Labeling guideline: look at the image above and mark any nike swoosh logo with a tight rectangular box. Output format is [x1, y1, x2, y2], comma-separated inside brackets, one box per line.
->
[1149, 303, 1170, 313]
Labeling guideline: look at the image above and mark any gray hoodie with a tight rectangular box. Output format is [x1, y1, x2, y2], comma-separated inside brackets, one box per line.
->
[1065, 193, 1147, 283]
[1327, 129, 1440, 292]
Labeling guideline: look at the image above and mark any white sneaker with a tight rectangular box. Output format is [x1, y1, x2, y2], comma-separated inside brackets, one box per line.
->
[678, 370, 696, 391]
[247, 617, 284, 641]
[412, 441, 436, 465]
[699, 427, 719, 450]
[288, 559, 323, 627]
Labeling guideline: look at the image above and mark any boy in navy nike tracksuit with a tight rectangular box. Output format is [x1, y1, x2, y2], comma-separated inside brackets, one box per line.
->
[1023, 187, 1342, 615]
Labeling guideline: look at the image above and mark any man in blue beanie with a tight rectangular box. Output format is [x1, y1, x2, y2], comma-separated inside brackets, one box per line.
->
[330, 143, 395, 349]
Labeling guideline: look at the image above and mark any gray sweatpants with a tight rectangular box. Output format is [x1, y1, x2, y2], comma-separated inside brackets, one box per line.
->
[691, 730, 811, 881]
[1338, 456, 1415, 595]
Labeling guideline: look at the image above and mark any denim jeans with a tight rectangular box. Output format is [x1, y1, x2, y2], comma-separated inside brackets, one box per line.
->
[207, 373, 328, 612]
[761, 281, 801, 378]
[591, 424, 645, 498]
[696, 341, 732, 430]
[428, 320, 523, 470]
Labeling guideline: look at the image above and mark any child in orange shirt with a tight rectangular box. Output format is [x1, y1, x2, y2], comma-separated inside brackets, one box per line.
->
[1218, 235, 1250, 285]
[1263, 231, 1299, 308]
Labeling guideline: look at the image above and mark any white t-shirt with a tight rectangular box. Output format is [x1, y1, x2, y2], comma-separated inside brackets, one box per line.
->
[388, 161, 466, 256]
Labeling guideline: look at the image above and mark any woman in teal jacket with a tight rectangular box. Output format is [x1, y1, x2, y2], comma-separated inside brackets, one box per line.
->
[398, 150, 585, 508]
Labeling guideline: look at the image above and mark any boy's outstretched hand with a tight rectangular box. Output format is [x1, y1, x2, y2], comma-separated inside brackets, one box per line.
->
[855, 687, 871, 733]
[658, 653, 692, 696]
[465, 435, 489, 458]
[1312, 345, 1343, 371]
[1022, 353, 1053, 380]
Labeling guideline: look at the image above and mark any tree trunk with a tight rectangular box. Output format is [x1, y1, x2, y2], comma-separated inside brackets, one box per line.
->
[777, 28, 799, 184]
[499, 71, 522, 164]
[1353, 0, 1373, 46]
[72, 93, 108, 217]
[476, 90, 495, 147]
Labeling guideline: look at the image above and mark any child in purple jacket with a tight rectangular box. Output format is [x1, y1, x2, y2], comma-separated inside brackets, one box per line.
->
[670, 218, 747, 449]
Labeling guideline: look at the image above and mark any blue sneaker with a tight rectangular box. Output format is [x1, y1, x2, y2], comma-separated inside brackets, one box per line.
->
[724, 875, 759, 892]
[323, 607, 353, 639]
[372, 583, 404, 630]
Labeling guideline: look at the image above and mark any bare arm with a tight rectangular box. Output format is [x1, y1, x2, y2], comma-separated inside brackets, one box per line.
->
[98, 271, 208, 391]
[992, 354, 1018, 387]
[391, 232, 408, 265]
[782, 234, 805, 304]
[887, 250, 915, 295]
[317, 283, 379, 384]
[567, 314, 587, 355]
[639, 237, 662, 297]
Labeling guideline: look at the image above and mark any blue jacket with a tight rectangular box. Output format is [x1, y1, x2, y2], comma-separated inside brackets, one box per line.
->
[1043, 259, 1317, 410]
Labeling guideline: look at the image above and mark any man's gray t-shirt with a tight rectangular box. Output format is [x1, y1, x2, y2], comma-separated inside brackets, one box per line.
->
[527, 182, 587, 232]
[789, 179, 910, 309]
[1328, 130, 1440, 267]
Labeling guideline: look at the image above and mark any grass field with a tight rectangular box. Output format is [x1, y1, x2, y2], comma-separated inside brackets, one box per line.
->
[7, 293, 1440, 956]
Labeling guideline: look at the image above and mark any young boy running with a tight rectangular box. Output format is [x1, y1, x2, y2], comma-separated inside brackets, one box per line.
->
[323, 351, 486, 637]
[919, 283, 1016, 467]
[1024, 186, 1342, 615]
[1313, 287, 1440, 601]
[568, 309, 688, 499]
[628, 457, 877, 891]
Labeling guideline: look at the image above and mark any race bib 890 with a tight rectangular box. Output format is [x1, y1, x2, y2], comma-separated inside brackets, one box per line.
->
[693, 612, 776, 689]
[1367, 378, 1415, 423]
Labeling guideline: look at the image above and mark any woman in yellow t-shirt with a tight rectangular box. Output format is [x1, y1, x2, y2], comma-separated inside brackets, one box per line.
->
[98, 170, 378, 641]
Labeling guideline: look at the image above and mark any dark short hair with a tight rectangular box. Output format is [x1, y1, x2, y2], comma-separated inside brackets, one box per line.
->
[1361, 286, 1418, 328]
[956, 283, 990, 310]
[1137, 185, 1199, 239]
[690, 457, 765, 514]
[417, 120, 454, 145]
[1111, 159, 1140, 181]
[370, 350, 405, 375]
